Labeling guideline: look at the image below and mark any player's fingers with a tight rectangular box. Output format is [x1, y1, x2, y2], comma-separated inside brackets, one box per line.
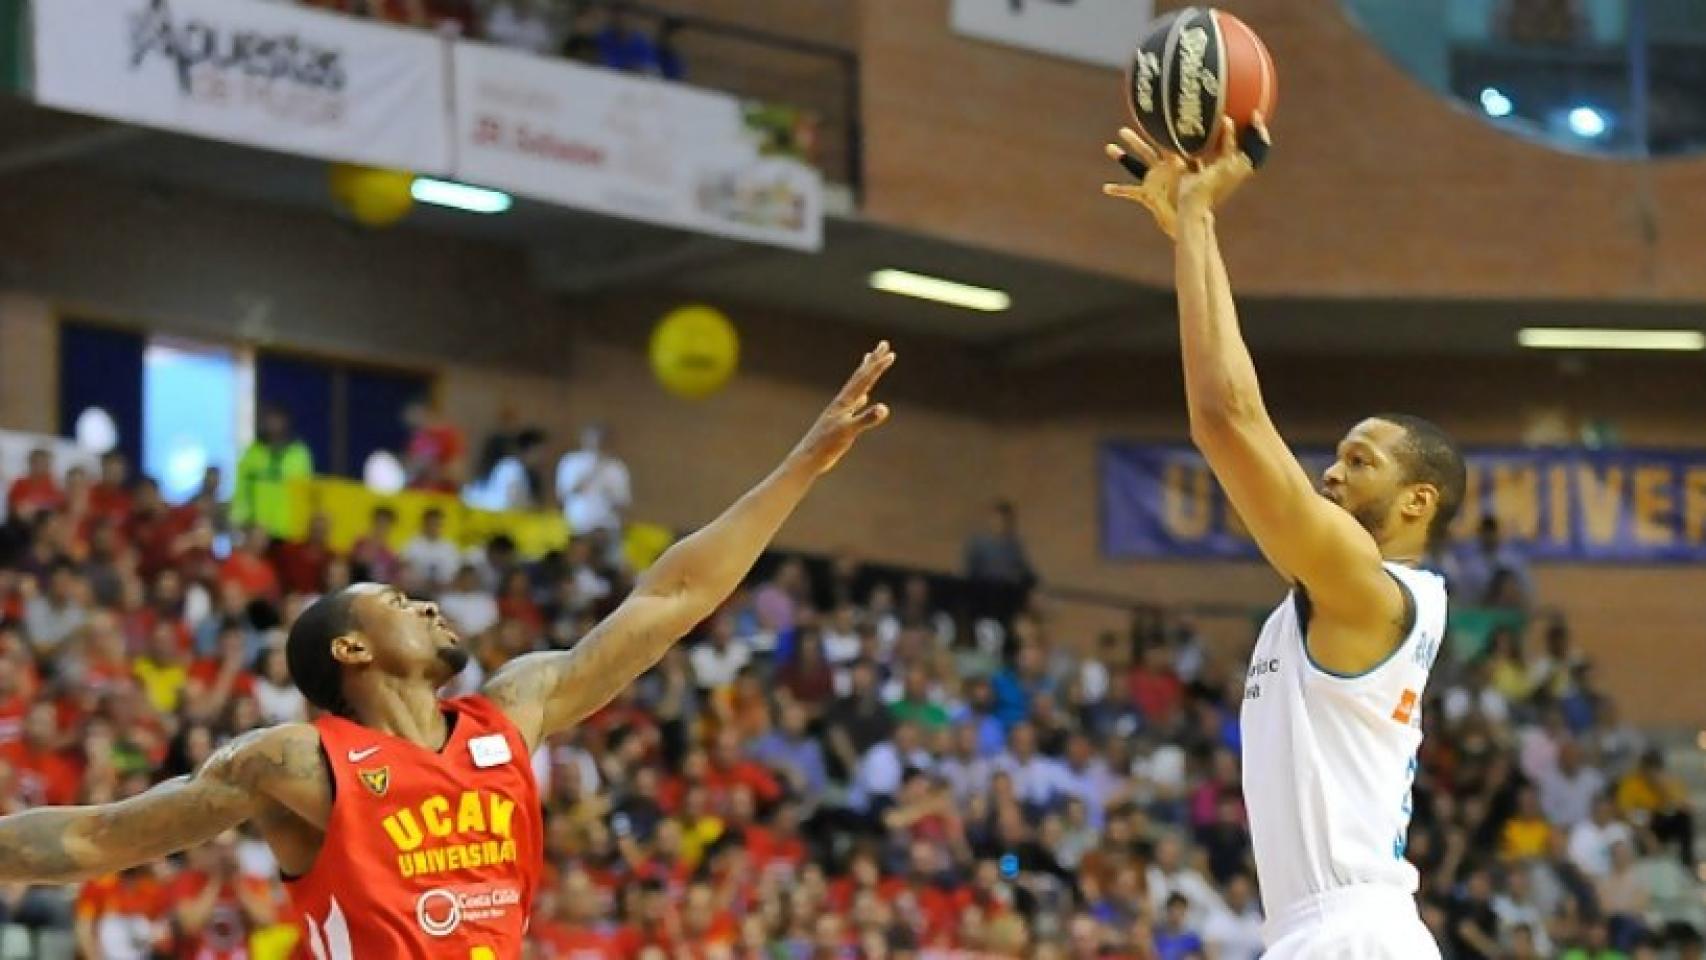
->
[846, 350, 896, 400]
[853, 403, 891, 431]
[837, 342, 892, 398]
[1237, 119, 1271, 170]
[1117, 127, 1161, 167]
[1103, 183, 1146, 201]
[1105, 143, 1152, 184]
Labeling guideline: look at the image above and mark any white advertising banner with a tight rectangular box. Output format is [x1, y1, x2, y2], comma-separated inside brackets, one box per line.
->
[32, 0, 451, 173]
[452, 42, 822, 251]
[950, 0, 1155, 69]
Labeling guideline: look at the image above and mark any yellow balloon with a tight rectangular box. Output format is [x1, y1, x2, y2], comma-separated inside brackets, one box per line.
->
[649, 305, 740, 400]
[328, 163, 415, 228]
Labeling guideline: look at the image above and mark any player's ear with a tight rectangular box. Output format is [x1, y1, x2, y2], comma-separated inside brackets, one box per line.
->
[1404, 484, 1439, 522]
[330, 634, 372, 666]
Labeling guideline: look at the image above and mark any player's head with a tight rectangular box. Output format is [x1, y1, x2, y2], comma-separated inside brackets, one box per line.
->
[287, 583, 469, 717]
[1319, 414, 1465, 556]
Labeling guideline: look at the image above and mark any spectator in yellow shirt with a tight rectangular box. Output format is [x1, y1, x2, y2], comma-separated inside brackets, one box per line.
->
[1501, 784, 1554, 861]
[132, 622, 189, 715]
[1616, 749, 1695, 867]
[1486, 629, 1535, 705]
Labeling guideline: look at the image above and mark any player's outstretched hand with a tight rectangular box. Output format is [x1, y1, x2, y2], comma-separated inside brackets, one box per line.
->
[794, 342, 896, 476]
[1179, 112, 1271, 215]
[1102, 127, 1187, 238]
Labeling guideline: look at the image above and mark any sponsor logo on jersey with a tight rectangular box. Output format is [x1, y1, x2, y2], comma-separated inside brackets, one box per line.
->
[468, 733, 512, 769]
[359, 766, 391, 797]
[1391, 688, 1419, 726]
[381, 789, 521, 879]
[414, 882, 523, 938]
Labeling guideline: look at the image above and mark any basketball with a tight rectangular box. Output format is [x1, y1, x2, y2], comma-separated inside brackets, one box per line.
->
[1126, 6, 1277, 159]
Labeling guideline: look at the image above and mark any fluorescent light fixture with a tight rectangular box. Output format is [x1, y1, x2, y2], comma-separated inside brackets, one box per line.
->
[1517, 327, 1705, 352]
[1479, 87, 1512, 118]
[410, 177, 513, 214]
[869, 269, 1011, 312]
[1567, 105, 1607, 138]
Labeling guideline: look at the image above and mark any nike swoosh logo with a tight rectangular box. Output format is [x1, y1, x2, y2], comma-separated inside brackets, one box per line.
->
[347, 747, 380, 763]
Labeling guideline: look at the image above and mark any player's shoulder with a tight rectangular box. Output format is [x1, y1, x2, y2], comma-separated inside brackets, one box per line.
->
[205, 722, 327, 788]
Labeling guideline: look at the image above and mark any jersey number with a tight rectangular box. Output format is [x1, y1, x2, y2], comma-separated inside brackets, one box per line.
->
[471, 948, 495, 960]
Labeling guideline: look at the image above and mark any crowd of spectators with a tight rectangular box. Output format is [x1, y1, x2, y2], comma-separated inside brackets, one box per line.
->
[0, 442, 1701, 959]
[291, 0, 689, 79]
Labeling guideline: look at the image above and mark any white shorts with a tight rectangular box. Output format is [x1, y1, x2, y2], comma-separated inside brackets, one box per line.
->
[1262, 886, 1441, 960]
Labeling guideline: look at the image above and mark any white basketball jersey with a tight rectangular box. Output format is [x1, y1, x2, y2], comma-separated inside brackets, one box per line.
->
[1240, 562, 1447, 925]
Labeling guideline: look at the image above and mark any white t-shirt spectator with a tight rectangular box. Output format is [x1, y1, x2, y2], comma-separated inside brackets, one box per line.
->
[1518, 725, 1562, 783]
[1057, 759, 1123, 829]
[1132, 742, 1190, 802]
[937, 754, 995, 804]
[401, 534, 462, 588]
[1201, 905, 1265, 960]
[439, 588, 500, 637]
[462, 456, 532, 511]
[23, 595, 86, 654]
[555, 451, 631, 536]
[1147, 864, 1228, 931]
[690, 639, 752, 691]
[1540, 764, 1606, 828]
[851, 741, 934, 812]
[1443, 684, 1509, 725]
[1079, 657, 1109, 703]
[1569, 817, 1633, 878]
[1492, 892, 1554, 955]
[254, 676, 307, 726]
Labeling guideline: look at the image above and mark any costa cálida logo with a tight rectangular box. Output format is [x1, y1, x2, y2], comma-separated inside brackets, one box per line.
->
[126, 0, 346, 101]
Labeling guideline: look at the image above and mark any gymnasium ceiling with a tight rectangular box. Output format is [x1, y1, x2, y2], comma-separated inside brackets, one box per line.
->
[0, 97, 1697, 363]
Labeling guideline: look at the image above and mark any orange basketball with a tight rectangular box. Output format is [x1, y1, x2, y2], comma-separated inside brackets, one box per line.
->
[1126, 7, 1277, 158]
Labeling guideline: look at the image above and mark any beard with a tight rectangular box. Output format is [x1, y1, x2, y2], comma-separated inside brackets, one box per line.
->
[1348, 493, 1396, 538]
[434, 643, 472, 678]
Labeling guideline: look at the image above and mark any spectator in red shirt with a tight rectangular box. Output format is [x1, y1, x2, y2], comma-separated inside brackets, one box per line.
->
[82, 610, 138, 696]
[744, 799, 809, 881]
[776, 627, 837, 707]
[185, 624, 257, 723]
[74, 864, 172, 960]
[218, 526, 280, 603]
[530, 867, 626, 959]
[172, 832, 278, 960]
[403, 400, 467, 493]
[86, 451, 133, 526]
[273, 513, 335, 597]
[1127, 641, 1184, 732]
[349, 505, 400, 584]
[5, 449, 63, 520]
[0, 644, 34, 746]
[0, 701, 83, 806]
[707, 728, 782, 809]
[125, 479, 177, 579]
[496, 568, 543, 632]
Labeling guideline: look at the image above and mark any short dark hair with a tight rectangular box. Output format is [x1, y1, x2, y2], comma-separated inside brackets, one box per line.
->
[286, 588, 360, 717]
[1373, 413, 1466, 550]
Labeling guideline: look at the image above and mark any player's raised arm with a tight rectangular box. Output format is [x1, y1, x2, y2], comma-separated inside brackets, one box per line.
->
[0, 724, 323, 884]
[485, 343, 897, 750]
[1108, 121, 1401, 637]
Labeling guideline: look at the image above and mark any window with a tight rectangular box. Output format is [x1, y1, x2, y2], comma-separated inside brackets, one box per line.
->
[143, 340, 252, 502]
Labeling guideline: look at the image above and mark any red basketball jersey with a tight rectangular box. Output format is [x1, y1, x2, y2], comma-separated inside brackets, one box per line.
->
[287, 695, 544, 960]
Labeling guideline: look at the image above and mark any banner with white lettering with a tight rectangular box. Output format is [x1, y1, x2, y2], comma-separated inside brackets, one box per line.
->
[1101, 442, 1706, 563]
[951, 0, 1155, 69]
[451, 42, 822, 251]
[32, 0, 450, 173]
